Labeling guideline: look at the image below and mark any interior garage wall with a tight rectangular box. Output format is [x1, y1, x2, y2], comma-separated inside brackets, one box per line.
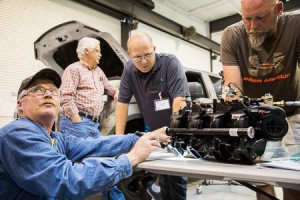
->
[132, 22, 211, 72]
[0, 0, 121, 127]
[152, 0, 209, 37]
[211, 31, 223, 74]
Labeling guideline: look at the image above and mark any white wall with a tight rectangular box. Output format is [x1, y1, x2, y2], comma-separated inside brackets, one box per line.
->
[0, 0, 214, 126]
[211, 31, 224, 74]
[133, 23, 211, 72]
[0, 0, 121, 126]
[152, 0, 209, 37]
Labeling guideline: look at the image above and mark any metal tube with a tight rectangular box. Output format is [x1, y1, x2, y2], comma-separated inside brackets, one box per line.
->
[167, 127, 255, 138]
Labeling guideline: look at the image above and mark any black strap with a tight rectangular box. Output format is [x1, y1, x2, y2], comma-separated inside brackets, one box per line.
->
[235, 181, 279, 200]
[78, 111, 99, 122]
[135, 131, 145, 137]
[106, 188, 111, 200]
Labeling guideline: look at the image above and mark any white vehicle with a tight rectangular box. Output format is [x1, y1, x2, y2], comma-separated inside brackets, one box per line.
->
[34, 20, 222, 200]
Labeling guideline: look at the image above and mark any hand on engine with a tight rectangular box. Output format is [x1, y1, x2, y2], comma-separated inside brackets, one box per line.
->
[126, 127, 170, 166]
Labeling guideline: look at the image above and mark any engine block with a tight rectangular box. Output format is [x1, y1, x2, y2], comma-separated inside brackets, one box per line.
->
[167, 96, 289, 164]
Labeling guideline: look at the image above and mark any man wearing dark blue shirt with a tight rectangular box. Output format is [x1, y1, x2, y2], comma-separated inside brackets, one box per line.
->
[116, 32, 189, 200]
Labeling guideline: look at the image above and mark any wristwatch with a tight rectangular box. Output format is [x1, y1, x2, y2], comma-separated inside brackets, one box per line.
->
[135, 131, 145, 137]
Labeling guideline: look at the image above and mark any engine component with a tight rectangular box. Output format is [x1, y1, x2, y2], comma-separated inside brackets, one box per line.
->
[167, 95, 290, 164]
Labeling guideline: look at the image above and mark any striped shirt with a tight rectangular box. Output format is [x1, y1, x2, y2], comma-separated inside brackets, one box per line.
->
[60, 60, 116, 118]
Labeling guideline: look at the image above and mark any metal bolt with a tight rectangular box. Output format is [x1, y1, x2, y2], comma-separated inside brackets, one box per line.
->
[196, 185, 203, 194]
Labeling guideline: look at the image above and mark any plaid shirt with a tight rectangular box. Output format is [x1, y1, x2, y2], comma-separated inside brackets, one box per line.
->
[60, 61, 116, 118]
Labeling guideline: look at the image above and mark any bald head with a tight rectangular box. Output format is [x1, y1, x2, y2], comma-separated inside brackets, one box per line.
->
[241, 0, 278, 13]
[241, 0, 278, 5]
[127, 32, 156, 73]
[127, 32, 154, 53]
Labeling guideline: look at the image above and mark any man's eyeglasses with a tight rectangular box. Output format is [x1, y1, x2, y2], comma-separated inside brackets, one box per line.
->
[131, 52, 154, 62]
[19, 86, 61, 99]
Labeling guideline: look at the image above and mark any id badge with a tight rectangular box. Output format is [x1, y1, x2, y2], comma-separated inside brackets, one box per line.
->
[154, 98, 170, 111]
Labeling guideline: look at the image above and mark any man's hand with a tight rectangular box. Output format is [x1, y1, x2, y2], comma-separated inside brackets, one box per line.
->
[126, 127, 171, 166]
[113, 89, 119, 102]
[70, 114, 81, 122]
[148, 126, 170, 145]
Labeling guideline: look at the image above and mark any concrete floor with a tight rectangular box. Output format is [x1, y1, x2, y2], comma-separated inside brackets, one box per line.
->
[86, 179, 283, 200]
[187, 180, 283, 200]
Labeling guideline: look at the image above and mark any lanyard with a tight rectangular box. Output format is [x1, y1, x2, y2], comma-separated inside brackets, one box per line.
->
[51, 138, 55, 148]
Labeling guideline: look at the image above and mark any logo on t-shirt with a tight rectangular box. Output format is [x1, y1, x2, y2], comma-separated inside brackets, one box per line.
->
[248, 52, 284, 78]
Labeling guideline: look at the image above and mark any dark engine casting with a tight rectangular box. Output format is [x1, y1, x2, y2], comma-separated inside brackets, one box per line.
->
[166, 95, 290, 164]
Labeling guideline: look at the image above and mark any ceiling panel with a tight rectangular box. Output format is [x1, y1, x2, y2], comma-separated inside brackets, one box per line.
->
[154, 0, 300, 22]
[154, 0, 241, 22]
[154, 0, 300, 33]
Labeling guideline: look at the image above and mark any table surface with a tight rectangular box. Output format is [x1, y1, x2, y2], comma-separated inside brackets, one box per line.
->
[135, 152, 300, 190]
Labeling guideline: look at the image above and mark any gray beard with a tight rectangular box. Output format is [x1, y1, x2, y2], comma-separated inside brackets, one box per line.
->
[247, 16, 277, 51]
[248, 32, 268, 51]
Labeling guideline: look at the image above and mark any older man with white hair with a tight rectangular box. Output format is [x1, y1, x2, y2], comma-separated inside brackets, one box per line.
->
[59, 37, 123, 199]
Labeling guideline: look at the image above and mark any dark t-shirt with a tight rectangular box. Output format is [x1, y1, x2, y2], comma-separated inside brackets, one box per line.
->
[118, 53, 190, 130]
[221, 12, 300, 115]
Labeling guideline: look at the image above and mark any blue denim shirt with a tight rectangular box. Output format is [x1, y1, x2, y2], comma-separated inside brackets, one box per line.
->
[0, 118, 138, 200]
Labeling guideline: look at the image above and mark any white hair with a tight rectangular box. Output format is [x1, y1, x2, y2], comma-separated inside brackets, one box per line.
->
[76, 37, 100, 59]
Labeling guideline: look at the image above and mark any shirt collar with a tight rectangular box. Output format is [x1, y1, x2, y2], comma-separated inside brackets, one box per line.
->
[80, 60, 94, 70]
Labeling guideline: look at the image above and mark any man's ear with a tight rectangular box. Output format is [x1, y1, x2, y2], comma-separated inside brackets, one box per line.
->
[276, 2, 284, 15]
[153, 46, 156, 52]
[17, 100, 23, 114]
[84, 48, 89, 55]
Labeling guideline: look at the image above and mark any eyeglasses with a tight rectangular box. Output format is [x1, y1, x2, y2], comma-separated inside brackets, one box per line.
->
[19, 86, 61, 99]
[131, 52, 154, 62]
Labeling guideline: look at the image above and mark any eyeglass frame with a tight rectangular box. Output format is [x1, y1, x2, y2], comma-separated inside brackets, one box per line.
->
[131, 52, 154, 62]
[18, 86, 61, 100]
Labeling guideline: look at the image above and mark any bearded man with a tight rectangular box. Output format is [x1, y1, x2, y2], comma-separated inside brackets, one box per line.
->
[220, 0, 300, 200]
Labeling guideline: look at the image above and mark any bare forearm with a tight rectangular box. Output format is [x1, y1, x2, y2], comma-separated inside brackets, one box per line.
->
[125, 151, 140, 167]
[223, 65, 243, 99]
[115, 102, 129, 135]
[172, 96, 186, 113]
